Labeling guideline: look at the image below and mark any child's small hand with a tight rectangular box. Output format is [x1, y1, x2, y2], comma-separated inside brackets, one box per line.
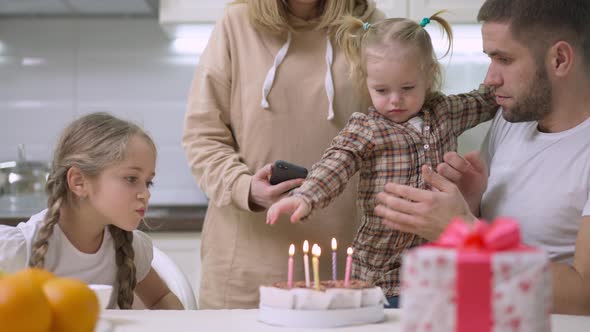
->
[266, 196, 311, 225]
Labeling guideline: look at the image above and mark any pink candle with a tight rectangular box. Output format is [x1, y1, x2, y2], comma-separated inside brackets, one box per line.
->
[344, 247, 353, 287]
[303, 240, 310, 288]
[331, 238, 337, 280]
[288, 244, 295, 288]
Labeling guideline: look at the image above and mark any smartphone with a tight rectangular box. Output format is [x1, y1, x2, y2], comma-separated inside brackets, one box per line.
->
[269, 160, 308, 185]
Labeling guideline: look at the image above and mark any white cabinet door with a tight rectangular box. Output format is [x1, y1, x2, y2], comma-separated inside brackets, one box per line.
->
[409, 0, 485, 23]
[160, 0, 232, 23]
[375, 0, 409, 18]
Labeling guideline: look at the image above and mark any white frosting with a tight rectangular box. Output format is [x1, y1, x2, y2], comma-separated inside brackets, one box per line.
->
[259, 286, 386, 310]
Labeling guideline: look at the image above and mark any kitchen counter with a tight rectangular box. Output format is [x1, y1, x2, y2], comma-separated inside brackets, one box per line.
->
[0, 205, 207, 232]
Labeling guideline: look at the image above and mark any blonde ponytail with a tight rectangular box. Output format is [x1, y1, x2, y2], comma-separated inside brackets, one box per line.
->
[335, 15, 372, 98]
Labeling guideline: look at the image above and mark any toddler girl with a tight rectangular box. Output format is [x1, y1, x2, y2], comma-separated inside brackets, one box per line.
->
[266, 12, 498, 307]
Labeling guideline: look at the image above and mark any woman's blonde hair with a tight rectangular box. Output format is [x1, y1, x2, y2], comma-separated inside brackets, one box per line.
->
[230, 0, 370, 35]
[337, 11, 453, 102]
[28, 112, 156, 309]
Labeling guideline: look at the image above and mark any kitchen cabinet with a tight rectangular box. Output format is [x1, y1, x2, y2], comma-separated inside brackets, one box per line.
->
[377, 0, 485, 23]
[159, 0, 484, 24]
[159, 0, 232, 26]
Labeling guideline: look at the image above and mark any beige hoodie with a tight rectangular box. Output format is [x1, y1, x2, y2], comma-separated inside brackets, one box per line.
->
[183, 2, 384, 309]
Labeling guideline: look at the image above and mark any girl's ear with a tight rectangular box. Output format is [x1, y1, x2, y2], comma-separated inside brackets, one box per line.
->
[66, 166, 89, 199]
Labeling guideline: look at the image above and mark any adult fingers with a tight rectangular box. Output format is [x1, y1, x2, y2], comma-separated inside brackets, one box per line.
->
[375, 191, 424, 216]
[443, 152, 472, 174]
[422, 165, 456, 193]
[374, 204, 420, 233]
[436, 162, 463, 184]
[272, 178, 304, 196]
[382, 182, 433, 203]
[464, 151, 487, 175]
[257, 163, 273, 181]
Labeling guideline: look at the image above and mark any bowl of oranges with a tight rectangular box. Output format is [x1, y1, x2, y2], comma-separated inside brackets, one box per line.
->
[0, 268, 100, 332]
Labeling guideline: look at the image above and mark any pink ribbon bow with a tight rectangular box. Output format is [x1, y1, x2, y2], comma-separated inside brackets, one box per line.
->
[435, 217, 522, 251]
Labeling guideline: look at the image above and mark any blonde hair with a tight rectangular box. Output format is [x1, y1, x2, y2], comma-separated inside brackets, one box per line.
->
[230, 0, 370, 35]
[28, 112, 156, 309]
[337, 11, 453, 102]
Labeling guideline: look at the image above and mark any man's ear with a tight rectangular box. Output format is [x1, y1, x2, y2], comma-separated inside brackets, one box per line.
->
[66, 166, 88, 199]
[549, 41, 575, 78]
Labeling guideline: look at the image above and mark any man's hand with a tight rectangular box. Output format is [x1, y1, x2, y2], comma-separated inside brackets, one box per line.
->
[375, 165, 475, 241]
[266, 196, 311, 225]
[436, 151, 488, 216]
[249, 164, 305, 210]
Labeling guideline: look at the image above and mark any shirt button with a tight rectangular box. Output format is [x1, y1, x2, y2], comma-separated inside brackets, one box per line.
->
[424, 125, 430, 131]
[424, 144, 430, 150]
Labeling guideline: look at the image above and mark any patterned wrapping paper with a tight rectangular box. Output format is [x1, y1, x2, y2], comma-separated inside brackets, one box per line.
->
[400, 219, 552, 332]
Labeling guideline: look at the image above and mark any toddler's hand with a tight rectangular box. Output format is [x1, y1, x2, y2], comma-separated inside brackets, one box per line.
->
[266, 196, 311, 225]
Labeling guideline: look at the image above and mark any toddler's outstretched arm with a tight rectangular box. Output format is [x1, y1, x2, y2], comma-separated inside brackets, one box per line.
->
[266, 196, 311, 225]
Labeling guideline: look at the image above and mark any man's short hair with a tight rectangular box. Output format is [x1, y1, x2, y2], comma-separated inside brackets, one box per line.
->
[478, 0, 590, 72]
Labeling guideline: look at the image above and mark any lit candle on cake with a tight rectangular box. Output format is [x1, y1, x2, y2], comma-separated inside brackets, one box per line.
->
[288, 244, 295, 288]
[303, 240, 311, 288]
[331, 237, 337, 280]
[312, 244, 321, 291]
[344, 247, 353, 287]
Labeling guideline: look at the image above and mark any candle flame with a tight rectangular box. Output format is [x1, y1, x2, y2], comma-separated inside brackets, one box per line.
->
[303, 240, 309, 254]
[289, 244, 295, 256]
[347, 247, 353, 255]
[331, 237, 337, 250]
[312, 244, 321, 257]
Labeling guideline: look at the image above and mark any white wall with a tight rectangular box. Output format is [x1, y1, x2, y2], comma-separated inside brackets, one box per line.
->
[0, 18, 491, 206]
[0, 17, 207, 205]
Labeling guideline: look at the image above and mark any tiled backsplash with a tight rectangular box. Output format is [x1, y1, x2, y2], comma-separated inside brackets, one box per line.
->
[0, 18, 491, 206]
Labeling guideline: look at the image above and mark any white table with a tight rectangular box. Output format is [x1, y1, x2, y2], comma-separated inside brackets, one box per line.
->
[98, 309, 590, 332]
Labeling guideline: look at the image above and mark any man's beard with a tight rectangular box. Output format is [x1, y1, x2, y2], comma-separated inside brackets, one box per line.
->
[502, 66, 552, 123]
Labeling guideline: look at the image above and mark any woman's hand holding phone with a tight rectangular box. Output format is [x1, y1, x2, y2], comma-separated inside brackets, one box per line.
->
[249, 163, 305, 210]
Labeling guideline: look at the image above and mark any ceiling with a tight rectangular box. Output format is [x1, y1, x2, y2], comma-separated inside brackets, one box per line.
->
[0, 0, 158, 17]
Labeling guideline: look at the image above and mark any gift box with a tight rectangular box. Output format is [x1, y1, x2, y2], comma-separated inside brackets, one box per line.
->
[401, 218, 552, 332]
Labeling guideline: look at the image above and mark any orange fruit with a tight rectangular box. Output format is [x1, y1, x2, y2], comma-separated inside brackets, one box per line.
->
[43, 277, 100, 332]
[0, 273, 52, 332]
[13, 267, 56, 286]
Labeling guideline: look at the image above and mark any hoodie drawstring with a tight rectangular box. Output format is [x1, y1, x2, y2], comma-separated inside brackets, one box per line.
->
[261, 32, 292, 109]
[324, 37, 334, 120]
[261, 33, 335, 121]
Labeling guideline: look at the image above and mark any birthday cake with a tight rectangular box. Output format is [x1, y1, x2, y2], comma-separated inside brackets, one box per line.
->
[258, 280, 387, 328]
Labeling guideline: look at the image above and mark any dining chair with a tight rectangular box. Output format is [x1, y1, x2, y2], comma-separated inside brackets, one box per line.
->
[152, 246, 198, 310]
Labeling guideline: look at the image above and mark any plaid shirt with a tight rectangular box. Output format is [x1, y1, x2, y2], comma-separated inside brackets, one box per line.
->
[293, 86, 497, 296]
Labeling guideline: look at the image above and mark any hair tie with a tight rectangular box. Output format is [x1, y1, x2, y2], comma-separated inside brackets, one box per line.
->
[362, 22, 371, 31]
[420, 17, 430, 27]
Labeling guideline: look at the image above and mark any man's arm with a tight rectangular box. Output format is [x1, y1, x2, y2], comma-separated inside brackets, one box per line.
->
[552, 215, 590, 315]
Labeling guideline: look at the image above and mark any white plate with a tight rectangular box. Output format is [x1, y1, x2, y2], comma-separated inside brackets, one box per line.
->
[258, 304, 385, 328]
[95, 319, 114, 332]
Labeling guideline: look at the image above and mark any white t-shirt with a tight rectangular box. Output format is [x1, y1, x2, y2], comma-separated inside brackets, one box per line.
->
[481, 110, 590, 264]
[0, 209, 153, 308]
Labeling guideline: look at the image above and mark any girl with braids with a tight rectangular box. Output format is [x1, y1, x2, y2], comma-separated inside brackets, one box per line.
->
[267, 12, 499, 307]
[0, 112, 183, 310]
